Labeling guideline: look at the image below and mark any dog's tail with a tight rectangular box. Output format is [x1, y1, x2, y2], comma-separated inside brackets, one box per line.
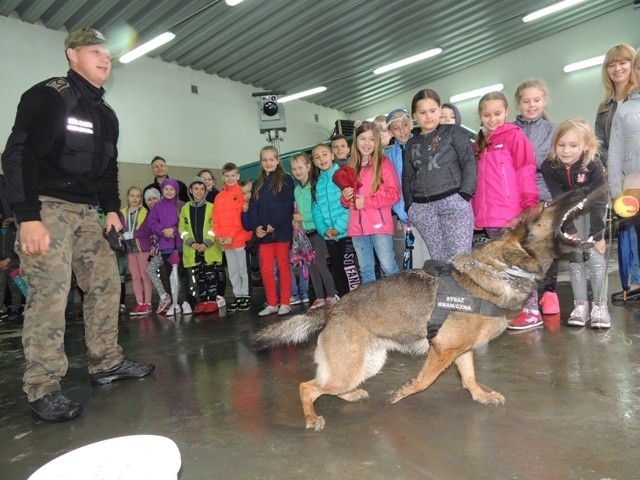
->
[250, 308, 328, 349]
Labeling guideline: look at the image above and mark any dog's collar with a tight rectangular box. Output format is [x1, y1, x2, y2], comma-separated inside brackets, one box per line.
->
[503, 266, 540, 282]
[459, 260, 539, 292]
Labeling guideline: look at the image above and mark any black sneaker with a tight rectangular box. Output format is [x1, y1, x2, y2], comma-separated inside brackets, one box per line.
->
[29, 391, 83, 422]
[238, 297, 251, 311]
[90, 358, 155, 386]
[227, 299, 240, 312]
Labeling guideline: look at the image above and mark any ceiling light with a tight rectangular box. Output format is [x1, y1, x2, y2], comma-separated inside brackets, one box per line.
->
[278, 86, 327, 103]
[373, 48, 443, 75]
[522, 0, 588, 22]
[450, 84, 504, 103]
[225, 0, 245, 5]
[563, 55, 605, 73]
[119, 32, 175, 63]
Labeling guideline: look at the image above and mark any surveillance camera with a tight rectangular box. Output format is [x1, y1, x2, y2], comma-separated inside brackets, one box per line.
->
[253, 91, 287, 133]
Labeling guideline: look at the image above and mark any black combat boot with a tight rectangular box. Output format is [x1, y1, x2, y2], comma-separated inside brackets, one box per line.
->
[89, 358, 155, 386]
[29, 391, 83, 422]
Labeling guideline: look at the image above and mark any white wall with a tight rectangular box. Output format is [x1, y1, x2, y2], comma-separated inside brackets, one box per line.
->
[350, 5, 640, 129]
[0, 16, 345, 169]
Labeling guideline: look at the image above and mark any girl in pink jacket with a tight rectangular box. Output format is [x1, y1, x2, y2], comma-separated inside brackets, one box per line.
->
[472, 91, 540, 330]
[341, 121, 401, 284]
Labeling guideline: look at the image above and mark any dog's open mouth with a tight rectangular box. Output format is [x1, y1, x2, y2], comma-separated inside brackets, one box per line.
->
[558, 198, 594, 248]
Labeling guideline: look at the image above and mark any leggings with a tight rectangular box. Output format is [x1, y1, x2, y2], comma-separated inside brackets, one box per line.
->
[146, 254, 168, 299]
[127, 251, 153, 305]
[569, 215, 608, 304]
[308, 232, 336, 299]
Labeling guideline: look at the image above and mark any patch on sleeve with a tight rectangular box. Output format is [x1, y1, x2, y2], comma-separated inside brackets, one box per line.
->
[45, 78, 70, 92]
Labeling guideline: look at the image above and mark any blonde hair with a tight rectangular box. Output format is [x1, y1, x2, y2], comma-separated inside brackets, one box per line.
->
[633, 49, 640, 93]
[127, 186, 142, 196]
[599, 44, 637, 110]
[515, 79, 550, 120]
[549, 118, 599, 171]
[350, 121, 384, 193]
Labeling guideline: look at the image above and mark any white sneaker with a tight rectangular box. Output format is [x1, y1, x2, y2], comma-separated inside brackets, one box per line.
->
[165, 304, 180, 316]
[258, 305, 279, 317]
[590, 303, 611, 329]
[278, 305, 292, 316]
[181, 301, 193, 315]
[567, 300, 589, 327]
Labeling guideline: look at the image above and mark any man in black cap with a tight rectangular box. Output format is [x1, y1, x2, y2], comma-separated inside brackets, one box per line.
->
[1, 28, 154, 422]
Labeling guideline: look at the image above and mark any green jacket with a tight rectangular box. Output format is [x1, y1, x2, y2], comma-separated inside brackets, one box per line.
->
[178, 202, 222, 267]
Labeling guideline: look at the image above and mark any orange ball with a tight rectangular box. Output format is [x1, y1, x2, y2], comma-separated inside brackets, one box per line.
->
[614, 195, 640, 218]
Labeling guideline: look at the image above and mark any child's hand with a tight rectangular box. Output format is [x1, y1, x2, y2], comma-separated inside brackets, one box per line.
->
[266, 224, 275, 233]
[162, 228, 174, 238]
[354, 195, 364, 210]
[325, 228, 338, 239]
[242, 203, 249, 212]
[0, 258, 10, 270]
[293, 213, 304, 222]
[342, 187, 354, 201]
[256, 226, 267, 238]
[224, 237, 232, 245]
[594, 239, 606, 255]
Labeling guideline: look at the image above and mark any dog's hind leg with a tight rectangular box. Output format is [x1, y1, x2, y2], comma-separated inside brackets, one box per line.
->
[389, 345, 458, 404]
[300, 381, 367, 431]
[454, 350, 505, 405]
[300, 380, 327, 431]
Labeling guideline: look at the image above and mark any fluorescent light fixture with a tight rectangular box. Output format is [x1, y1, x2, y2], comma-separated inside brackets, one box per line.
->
[522, 0, 588, 22]
[563, 55, 605, 73]
[225, 0, 245, 5]
[278, 86, 327, 103]
[450, 83, 504, 103]
[119, 32, 175, 63]
[373, 48, 443, 75]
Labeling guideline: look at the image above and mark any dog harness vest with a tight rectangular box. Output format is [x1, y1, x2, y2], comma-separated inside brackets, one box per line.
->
[423, 260, 504, 339]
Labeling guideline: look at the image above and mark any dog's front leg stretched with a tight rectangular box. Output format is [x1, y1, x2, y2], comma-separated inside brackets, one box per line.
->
[454, 350, 505, 405]
[389, 346, 456, 404]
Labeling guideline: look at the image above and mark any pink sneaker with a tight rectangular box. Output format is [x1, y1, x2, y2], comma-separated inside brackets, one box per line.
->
[129, 304, 145, 316]
[508, 308, 543, 330]
[539, 291, 560, 315]
[156, 295, 172, 314]
[140, 303, 152, 315]
[309, 299, 325, 309]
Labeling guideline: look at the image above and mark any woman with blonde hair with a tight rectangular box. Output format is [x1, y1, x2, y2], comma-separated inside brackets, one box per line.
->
[608, 48, 640, 302]
[595, 44, 638, 301]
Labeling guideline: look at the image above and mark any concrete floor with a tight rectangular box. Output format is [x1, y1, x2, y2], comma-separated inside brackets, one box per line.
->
[1, 270, 640, 480]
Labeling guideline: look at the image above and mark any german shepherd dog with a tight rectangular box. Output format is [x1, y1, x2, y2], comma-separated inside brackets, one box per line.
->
[252, 193, 592, 430]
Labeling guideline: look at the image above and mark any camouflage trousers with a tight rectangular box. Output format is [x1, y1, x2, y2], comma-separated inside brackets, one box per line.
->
[19, 197, 123, 401]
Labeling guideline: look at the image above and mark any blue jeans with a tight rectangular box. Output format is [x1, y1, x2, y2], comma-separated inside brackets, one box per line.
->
[289, 263, 309, 299]
[352, 234, 399, 284]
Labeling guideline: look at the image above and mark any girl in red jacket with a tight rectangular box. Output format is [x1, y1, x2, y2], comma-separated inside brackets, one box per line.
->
[341, 121, 401, 284]
[472, 91, 540, 330]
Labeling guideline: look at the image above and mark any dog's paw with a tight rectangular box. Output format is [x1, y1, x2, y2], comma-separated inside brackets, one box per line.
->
[305, 415, 325, 431]
[473, 390, 505, 405]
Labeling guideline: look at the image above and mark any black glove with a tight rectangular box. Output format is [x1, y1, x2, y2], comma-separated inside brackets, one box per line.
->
[104, 226, 126, 252]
